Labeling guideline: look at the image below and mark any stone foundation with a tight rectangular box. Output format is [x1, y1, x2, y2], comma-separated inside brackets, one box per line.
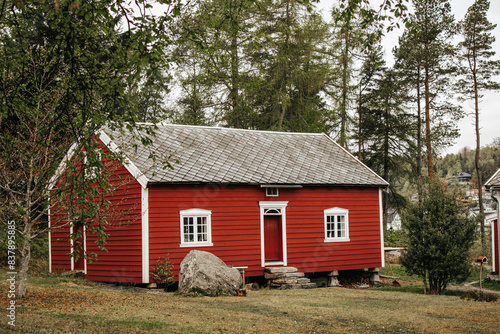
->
[265, 267, 317, 289]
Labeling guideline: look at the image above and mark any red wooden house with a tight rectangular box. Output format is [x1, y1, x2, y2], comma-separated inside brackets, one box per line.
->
[49, 124, 389, 284]
[486, 169, 500, 275]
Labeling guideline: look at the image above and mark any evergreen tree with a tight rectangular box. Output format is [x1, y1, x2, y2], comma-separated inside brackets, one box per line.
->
[401, 181, 476, 295]
[172, 0, 258, 128]
[394, 0, 462, 181]
[458, 0, 500, 247]
[251, 1, 333, 133]
[359, 68, 413, 226]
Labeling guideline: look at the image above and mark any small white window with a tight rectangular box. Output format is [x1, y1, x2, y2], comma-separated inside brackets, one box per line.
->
[324, 207, 350, 242]
[266, 187, 279, 197]
[84, 152, 101, 179]
[180, 208, 213, 247]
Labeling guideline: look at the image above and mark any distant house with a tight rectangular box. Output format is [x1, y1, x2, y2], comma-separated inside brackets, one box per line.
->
[485, 169, 500, 275]
[50, 124, 389, 284]
[386, 209, 402, 231]
[449, 172, 472, 184]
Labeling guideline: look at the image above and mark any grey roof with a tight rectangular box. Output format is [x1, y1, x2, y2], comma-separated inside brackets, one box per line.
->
[485, 169, 500, 189]
[101, 124, 388, 187]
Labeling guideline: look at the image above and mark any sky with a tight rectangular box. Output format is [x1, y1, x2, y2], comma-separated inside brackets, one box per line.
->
[316, 0, 500, 155]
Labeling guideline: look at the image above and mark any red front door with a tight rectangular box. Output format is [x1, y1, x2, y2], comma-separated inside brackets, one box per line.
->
[264, 215, 283, 262]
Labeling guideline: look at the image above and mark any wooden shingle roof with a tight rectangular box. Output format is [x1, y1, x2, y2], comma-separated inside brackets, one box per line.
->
[100, 124, 389, 187]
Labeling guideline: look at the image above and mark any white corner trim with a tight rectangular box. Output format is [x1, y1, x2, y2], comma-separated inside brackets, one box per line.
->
[379, 188, 385, 268]
[492, 192, 499, 273]
[83, 225, 87, 275]
[70, 225, 74, 271]
[142, 187, 150, 284]
[259, 201, 289, 268]
[48, 204, 52, 273]
[98, 129, 149, 189]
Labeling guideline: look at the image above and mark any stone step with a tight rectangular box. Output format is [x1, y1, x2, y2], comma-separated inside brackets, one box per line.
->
[265, 267, 298, 274]
[265, 268, 317, 290]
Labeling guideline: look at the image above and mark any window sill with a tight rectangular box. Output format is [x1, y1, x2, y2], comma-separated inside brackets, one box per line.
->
[179, 242, 214, 248]
[324, 238, 350, 243]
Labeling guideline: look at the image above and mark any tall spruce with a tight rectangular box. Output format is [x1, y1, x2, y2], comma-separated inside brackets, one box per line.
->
[330, 4, 365, 148]
[251, 0, 333, 132]
[359, 68, 413, 227]
[172, 0, 257, 127]
[458, 0, 500, 247]
[394, 0, 461, 181]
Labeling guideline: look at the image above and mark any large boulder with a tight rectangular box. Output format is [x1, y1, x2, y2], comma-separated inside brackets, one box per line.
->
[178, 250, 242, 296]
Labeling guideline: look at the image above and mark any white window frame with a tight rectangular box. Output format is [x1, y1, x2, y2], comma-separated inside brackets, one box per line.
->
[179, 208, 213, 247]
[266, 187, 279, 197]
[83, 152, 101, 179]
[324, 207, 350, 243]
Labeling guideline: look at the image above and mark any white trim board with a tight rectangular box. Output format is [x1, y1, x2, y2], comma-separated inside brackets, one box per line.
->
[379, 188, 385, 268]
[98, 129, 149, 189]
[259, 201, 289, 268]
[142, 187, 150, 284]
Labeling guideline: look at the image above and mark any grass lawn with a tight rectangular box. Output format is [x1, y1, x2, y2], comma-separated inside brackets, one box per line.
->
[471, 278, 500, 291]
[1, 270, 499, 333]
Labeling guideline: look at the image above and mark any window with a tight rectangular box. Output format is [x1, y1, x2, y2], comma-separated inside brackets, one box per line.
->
[266, 187, 279, 197]
[179, 208, 213, 247]
[324, 207, 350, 242]
[84, 152, 101, 179]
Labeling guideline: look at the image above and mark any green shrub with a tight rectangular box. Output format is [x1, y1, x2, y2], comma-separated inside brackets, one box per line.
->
[400, 181, 476, 295]
[385, 229, 407, 247]
[460, 290, 498, 302]
[149, 253, 175, 290]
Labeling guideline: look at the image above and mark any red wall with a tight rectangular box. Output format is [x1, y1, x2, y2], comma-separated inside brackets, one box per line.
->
[149, 184, 382, 279]
[50, 150, 143, 283]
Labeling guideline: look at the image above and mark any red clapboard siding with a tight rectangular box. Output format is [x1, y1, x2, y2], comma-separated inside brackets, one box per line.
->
[50, 144, 143, 283]
[148, 184, 382, 280]
[85, 161, 143, 283]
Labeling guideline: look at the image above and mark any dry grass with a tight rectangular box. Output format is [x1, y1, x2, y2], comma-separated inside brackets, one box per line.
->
[1, 272, 499, 334]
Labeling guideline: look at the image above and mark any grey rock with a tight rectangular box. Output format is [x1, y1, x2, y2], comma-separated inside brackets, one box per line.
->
[178, 250, 242, 296]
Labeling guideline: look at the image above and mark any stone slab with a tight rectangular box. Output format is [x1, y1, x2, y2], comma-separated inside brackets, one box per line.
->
[265, 267, 298, 274]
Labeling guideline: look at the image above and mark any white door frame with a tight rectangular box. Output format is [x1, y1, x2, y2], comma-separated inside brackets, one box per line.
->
[259, 201, 288, 267]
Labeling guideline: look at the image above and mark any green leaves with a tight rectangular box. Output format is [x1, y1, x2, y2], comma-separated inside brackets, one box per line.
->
[401, 182, 476, 294]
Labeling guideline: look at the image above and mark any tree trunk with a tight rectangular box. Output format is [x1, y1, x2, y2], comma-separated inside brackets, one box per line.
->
[229, 15, 240, 128]
[423, 267, 428, 295]
[383, 100, 390, 232]
[473, 60, 485, 246]
[16, 231, 31, 299]
[357, 85, 363, 160]
[278, 0, 291, 130]
[424, 61, 433, 180]
[416, 65, 423, 202]
[340, 28, 349, 148]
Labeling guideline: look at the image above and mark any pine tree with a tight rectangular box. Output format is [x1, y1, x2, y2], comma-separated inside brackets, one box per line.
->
[458, 0, 500, 247]
[394, 0, 462, 182]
